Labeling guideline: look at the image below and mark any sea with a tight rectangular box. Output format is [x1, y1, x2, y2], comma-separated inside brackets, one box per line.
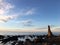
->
[0, 32, 60, 35]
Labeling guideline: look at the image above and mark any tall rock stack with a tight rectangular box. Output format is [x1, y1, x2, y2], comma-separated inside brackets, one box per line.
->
[48, 25, 53, 38]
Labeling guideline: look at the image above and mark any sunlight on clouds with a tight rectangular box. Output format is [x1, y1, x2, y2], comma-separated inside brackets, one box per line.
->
[0, 0, 17, 23]
[0, 0, 14, 15]
[0, 9, 5, 15]
[0, 0, 35, 23]
[0, 15, 18, 22]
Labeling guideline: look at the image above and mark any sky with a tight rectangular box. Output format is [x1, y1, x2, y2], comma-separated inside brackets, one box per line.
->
[0, 0, 60, 32]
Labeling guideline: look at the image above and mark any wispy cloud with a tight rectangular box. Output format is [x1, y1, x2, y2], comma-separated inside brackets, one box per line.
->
[0, 0, 17, 23]
[0, 0, 14, 15]
[21, 19, 33, 26]
[0, 0, 36, 23]
[19, 8, 35, 16]
[0, 15, 18, 23]
[24, 9, 35, 15]
[16, 19, 34, 26]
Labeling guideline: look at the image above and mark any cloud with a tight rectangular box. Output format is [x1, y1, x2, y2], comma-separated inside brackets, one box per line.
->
[25, 9, 35, 15]
[0, 0, 36, 23]
[19, 8, 35, 16]
[0, 0, 16, 23]
[0, 15, 18, 23]
[16, 19, 33, 26]
[22, 20, 32, 26]
[0, 0, 14, 15]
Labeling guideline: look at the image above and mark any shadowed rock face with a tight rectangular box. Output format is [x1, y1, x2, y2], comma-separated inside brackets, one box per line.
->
[47, 25, 53, 38]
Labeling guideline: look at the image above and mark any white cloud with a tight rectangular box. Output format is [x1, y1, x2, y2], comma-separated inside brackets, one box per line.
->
[0, 8, 5, 15]
[0, 0, 3, 2]
[0, 15, 18, 23]
[0, 0, 35, 23]
[0, 0, 16, 23]
[25, 9, 35, 15]
[0, 0, 14, 15]
[19, 8, 35, 16]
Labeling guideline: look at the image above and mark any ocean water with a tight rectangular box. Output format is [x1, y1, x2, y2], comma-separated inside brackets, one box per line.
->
[0, 31, 60, 35]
